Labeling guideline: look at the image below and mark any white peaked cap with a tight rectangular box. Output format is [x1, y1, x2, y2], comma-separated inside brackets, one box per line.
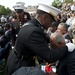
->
[38, 3, 61, 19]
[13, 4, 25, 10]
[16, 2, 25, 6]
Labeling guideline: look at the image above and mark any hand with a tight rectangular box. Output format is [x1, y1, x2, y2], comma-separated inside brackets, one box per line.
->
[45, 63, 52, 72]
[66, 43, 75, 52]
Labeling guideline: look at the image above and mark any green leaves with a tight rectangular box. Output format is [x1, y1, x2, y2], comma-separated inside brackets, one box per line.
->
[0, 5, 11, 15]
[52, 0, 62, 8]
[65, 0, 73, 3]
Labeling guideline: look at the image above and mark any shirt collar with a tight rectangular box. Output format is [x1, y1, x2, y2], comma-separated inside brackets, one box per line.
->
[63, 33, 68, 38]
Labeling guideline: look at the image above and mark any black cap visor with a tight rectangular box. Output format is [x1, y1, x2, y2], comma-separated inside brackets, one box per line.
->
[15, 9, 23, 13]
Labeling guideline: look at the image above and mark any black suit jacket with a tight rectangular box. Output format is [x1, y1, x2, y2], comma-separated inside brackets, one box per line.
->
[65, 34, 73, 43]
[5, 18, 68, 75]
[57, 49, 75, 75]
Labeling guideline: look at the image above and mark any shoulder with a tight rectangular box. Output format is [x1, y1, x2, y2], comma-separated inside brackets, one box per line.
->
[22, 19, 43, 32]
[21, 24, 43, 34]
[67, 49, 75, 60]
[19, 23, 44, 38]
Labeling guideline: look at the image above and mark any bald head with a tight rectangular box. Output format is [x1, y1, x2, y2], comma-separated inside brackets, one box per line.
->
[50, 32, 65, 49]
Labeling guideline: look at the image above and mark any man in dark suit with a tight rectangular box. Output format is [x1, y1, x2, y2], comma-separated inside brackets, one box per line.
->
[49, 32, 75, 75]
[57, 23, 73, 43]
[5, 4, 75, 75]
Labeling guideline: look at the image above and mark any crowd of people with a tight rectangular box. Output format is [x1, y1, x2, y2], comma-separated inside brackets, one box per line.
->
[0, 1, 75, 75]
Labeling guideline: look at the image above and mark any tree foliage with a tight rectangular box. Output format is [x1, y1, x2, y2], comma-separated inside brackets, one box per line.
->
[52, 0, 62, 9]
[0, 5, 11, 15]
[65, 0, 73, 3]
[52, 1, 57, 7]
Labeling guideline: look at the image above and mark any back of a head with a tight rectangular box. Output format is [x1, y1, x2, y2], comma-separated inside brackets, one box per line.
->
[50, 21, 58, 27]
[4, 23, 10, 29]
[5, 30, 12, 39]
[50, 32, 65, 44]
[61, 15, 67, 23]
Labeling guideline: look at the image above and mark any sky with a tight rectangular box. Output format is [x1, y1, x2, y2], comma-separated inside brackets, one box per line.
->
[0, 0, 54, 10]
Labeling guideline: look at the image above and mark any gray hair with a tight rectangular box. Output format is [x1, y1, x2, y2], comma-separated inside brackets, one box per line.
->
[50, 32, 65, 44]
[59, 23, 68, 31]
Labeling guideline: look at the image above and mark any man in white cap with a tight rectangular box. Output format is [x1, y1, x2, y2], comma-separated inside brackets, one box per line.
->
[10, 3, 31, 46]
[5, 4, 75, 75]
